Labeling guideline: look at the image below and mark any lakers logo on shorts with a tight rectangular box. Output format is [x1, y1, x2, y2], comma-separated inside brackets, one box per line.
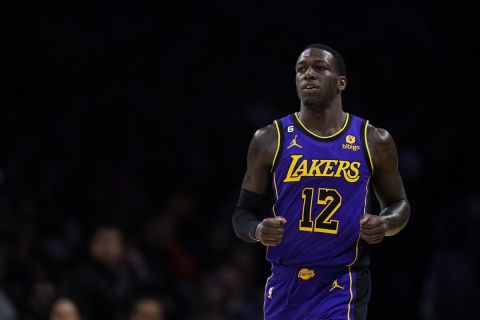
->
[297, 268, 315, 280]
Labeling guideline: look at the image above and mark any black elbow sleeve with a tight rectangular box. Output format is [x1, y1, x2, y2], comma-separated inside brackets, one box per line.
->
[232, 189, 267, 243]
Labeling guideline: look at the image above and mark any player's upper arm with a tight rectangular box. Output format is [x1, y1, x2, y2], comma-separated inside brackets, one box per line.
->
[241, 124, 278, 195]
[367, 124, 407, 208]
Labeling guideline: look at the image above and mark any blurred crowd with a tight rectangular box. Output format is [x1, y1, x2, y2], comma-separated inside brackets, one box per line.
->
[0, 184, 268, 319]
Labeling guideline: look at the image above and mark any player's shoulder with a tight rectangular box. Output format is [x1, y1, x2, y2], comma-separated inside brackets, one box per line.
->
[253, 123, 277, 142]
[248, 121, 280, 159]
[366, 122, 395, 148]
[251, 115, 287, 146]
[249, 113, 293, 150]
[366, 122, 398, 165]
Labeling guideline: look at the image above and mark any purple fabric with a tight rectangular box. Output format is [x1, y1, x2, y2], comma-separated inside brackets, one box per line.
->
[268, 113, 371, 267]
[264, 264, 358, 319]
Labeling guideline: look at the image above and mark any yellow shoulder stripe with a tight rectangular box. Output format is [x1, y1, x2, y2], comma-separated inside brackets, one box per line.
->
[364, 120, 374, 174]
[271, 120, 281, 173]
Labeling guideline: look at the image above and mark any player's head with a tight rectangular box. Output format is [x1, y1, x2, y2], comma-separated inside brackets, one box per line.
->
[302, 44, 346, 76]
[295, 43, 347, 108]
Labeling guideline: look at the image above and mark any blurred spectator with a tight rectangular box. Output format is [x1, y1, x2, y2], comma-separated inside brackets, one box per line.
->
[138, 192, 200, 318]
[0, 288, 17, 320]
[49, 297, 81, 320]
[144, 192, 199, 281]
[197, 263, 262, 320]
[129, 296, 165, 320]
[25, 278, 57, 320]
[63, 225, 142, 320]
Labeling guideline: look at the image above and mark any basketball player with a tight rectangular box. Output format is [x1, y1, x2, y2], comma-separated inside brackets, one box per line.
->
[232, 44, 410, 319]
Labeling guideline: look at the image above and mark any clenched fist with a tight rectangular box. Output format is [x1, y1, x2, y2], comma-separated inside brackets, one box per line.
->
[255, 216, 286, 246]
[360, 214, 387, 244]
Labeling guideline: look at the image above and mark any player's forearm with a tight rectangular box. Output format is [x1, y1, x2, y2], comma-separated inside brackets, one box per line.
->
[232, 209, 261, 243]
[232, 188, 266, 243]
[379, 199, 410, 236]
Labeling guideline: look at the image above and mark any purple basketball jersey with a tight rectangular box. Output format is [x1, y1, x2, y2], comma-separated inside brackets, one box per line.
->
[268, 112, 373, 267]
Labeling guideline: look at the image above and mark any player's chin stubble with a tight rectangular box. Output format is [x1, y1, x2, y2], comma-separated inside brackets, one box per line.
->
[302, 95, 330, 111]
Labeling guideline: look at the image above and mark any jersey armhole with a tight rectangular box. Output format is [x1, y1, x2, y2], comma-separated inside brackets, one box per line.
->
[271, 120, 284, 173]
[361, 120, 374, 175]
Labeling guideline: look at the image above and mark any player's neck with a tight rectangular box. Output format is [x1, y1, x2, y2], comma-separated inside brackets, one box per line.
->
[297, 103, 345, 136]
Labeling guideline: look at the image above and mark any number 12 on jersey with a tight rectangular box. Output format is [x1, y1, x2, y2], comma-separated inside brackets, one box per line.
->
[299, 188, 341, 234]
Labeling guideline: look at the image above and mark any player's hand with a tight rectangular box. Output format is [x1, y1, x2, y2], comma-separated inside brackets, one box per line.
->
[360, 214, 387, 244]
[255, 216, 286, 246]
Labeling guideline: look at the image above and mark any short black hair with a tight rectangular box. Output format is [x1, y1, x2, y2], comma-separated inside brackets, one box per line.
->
[303, 43, 346, 76]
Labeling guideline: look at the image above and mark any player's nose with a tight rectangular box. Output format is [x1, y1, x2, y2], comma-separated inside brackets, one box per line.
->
[304, 66, 317, 79]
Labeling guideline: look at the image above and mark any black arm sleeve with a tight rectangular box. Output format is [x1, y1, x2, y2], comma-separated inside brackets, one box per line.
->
[232, 188, 268, 243]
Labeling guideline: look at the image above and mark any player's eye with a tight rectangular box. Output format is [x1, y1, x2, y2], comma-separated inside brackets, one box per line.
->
[297, 67, 306, 73]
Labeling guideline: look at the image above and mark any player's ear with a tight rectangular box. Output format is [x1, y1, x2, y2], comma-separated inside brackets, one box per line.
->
[338, 76, 347, 92]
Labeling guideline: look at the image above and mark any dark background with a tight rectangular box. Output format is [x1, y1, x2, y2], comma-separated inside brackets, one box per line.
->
[1, 1, 478, 319]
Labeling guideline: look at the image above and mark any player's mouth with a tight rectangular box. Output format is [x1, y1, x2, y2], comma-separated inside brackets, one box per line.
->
[301, 84, 320, 93]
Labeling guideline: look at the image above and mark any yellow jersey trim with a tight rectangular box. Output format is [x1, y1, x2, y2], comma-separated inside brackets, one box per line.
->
[347, 176, 371, 268]
[347, 177, 371, 319]
[273, 173, 279, 200]
[271, 120, 281, 173]
[347, 266, 353, 320]
[294, 112, 350, 139]
[272, 173, 279, 217]
[364, 120, 374, 175]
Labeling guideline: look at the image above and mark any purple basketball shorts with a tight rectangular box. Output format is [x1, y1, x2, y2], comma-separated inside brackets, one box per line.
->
[263, 264, 370, 320]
